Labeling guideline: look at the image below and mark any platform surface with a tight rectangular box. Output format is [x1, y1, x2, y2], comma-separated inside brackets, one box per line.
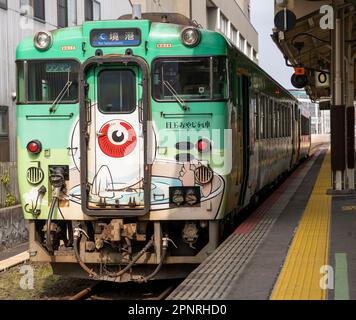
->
[0, 243, 29, 273]
[169, 146, 355, 300]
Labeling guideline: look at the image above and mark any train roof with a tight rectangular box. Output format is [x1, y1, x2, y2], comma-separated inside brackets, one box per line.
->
[118, 12, 199, 27]
[16, 12, 296, 104]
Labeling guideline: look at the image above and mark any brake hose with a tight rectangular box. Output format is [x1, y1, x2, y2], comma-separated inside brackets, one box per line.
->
[73, 228, 155, 279]
[135, 244, 168, 284]
[46, 169, 65, 254]
[46, 189, 60, 254]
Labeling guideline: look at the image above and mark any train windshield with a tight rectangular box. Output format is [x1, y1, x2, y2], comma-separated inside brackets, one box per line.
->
[153, 56, 228, 101]
[17, 60, 79, 103]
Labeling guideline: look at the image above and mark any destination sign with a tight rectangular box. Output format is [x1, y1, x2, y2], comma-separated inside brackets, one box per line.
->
[90, 28, 141, 47]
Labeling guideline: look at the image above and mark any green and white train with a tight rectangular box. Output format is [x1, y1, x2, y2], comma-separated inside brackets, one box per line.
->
[16, 12, 310, 282]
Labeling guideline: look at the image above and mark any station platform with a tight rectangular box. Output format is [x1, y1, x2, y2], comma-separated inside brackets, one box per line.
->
[168, 145, 356, 300]
[0, 243, 29, 272]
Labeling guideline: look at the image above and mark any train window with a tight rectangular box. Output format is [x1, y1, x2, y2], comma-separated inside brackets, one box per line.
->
[255, 96, 259, 141]
[269, 100, 274, 139]
[288, 108, 291, 136]
[287, 107, 290, 137]
[265, 99, 270, 139]
[281, 105, 285, 137]
[284, 107, 286, 137]
[0, 106, 8, 137]
[258, 96, 264, 140]
[16, 62, 25, 104]
[0, 0, 7, 10]
[152, 56, 228, 102]
[26, 60, 79, 103]
[276, 105, 280, 138]
[280, 105, 283, 138]
[98, 70, 136, 114]
[301, 115, 311, 136]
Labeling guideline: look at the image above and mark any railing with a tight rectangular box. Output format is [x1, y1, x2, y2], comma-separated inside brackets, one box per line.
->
[0, 162, 20, 208]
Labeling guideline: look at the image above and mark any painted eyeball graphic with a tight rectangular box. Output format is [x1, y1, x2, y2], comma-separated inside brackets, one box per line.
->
[98, 120, 137, 158]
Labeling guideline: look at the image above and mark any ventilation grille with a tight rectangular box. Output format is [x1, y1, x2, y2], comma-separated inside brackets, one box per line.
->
[195, 166, 213, 185]
[27, 167, 44, 185]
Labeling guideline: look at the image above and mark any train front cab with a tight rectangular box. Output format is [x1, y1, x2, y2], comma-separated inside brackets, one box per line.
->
[16, 19, 236, 282]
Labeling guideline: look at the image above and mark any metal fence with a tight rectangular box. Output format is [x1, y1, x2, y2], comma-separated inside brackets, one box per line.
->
[0, 162, 20, 208]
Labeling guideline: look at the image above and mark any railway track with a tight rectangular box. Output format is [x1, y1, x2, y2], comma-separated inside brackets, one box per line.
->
[69, 280, 180, 301]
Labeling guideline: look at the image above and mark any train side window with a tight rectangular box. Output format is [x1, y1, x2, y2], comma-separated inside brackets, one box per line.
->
[255, 95, 259, 141]
[287, 106, 290, 137]
[266, 99, 271, 139]
[286, 107, 288, 137]
[277, 104, 281, 138]
[270, 100, 274, 139]
[281, 104, 286, 138]
[275, 104, 278, 138]
[16, 61, 25, 103]
[289, 107, 292, 136]
[260, 96, 265, 139]
[282, 105, 286, 137]
[280, 105, 283, 138]
[301, 115, 311, 136]
[264, 98, 268, 139]
[273, 101, 276, 138]
[288, 107, 290, 136]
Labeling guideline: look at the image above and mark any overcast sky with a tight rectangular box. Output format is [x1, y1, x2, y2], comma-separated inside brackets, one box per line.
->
[250, 0, 294, 89]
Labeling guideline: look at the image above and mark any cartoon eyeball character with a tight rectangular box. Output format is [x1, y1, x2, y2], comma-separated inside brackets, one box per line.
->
[98, 120, 137, 158]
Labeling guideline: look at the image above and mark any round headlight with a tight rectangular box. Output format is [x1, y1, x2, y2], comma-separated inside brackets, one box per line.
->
[181, 27, 201, 47]
[172, 189, 185, 206]
[185, 189, 199, 206]
[34, 31, 52, 51]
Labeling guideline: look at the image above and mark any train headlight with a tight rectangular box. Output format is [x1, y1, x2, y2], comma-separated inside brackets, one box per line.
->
[181, 27, 201, 48]
[185, 189, 199, 206]
[172, 189, 185, 206]
[34, 31, 53, 51]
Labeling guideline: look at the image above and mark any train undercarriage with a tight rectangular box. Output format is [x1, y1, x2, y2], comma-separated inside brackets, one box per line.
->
[28, 219, 221, 282]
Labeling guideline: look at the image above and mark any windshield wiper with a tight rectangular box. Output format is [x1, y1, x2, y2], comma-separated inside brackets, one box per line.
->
[162, 81, 189, 111]
[49, 80, 73, 113]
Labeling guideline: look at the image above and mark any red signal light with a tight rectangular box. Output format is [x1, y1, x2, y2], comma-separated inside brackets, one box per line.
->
[27, 140, 42, 154]
[197, 139, 211, 153]
[294, 67, 305, 75]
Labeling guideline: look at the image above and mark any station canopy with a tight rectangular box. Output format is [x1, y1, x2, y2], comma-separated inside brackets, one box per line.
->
[273, 0, 356, 106]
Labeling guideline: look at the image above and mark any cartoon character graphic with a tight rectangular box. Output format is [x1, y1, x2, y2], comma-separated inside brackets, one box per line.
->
[98, 120, 137, 158]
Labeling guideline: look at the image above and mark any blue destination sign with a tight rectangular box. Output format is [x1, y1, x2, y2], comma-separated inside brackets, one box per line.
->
[90, 28, 141, 47]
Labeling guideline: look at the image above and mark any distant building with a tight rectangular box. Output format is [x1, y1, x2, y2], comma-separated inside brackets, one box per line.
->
[0, 0, 132, 162]
[290, 90, 330, 135]
[131, 0, 259, 63]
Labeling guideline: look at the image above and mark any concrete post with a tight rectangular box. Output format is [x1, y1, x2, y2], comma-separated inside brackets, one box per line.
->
[331, 9, 346, 191]
[346, 12, 355, 190]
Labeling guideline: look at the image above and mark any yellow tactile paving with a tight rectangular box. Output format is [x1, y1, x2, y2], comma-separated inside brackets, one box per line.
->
[271, 150, 331, 300]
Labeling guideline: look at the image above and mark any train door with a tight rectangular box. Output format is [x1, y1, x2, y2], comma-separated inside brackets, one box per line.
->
[80, 59, 150, 216]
